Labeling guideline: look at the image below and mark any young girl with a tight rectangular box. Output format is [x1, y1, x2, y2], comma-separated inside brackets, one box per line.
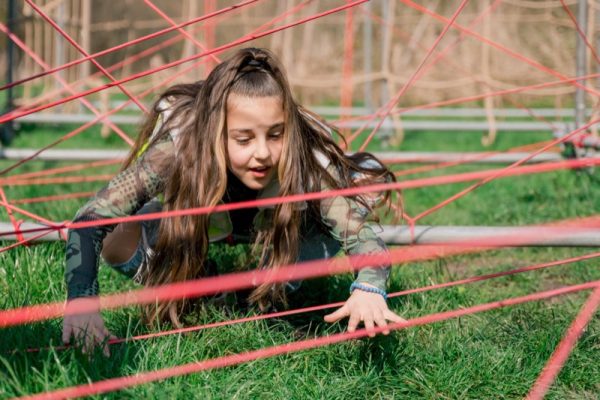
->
[63, 48, 404, 354]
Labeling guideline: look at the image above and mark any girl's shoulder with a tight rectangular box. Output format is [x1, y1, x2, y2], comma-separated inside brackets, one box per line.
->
[298, 108, 335, 169]
[151, 96, 185, 143]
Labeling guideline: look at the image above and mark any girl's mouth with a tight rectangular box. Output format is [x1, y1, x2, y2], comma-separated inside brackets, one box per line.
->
[249, 166, 270, 178]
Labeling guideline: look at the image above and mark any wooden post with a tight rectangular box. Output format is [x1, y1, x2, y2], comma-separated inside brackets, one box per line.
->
[80, 0, 91, 99]
[340, 4, 355, 139]
[181, 0, 200, 80]
[481, 0, 497, 146]
[23, 1, 34, 103]
[204, 0, 216, 74]
[381, 0, 403, 147]
[575, 0, 588, 129]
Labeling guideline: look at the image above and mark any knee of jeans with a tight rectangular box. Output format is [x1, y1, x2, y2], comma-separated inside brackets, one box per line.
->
[101, 245, 132, 266]
[104, 245, 144, 278]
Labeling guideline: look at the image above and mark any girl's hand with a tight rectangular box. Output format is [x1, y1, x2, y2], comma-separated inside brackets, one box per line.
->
[324, 283, 406, 337]
[62, 298, 116, 357]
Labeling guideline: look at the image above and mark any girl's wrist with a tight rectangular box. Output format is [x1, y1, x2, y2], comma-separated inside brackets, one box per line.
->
[349, 282, 388, 301]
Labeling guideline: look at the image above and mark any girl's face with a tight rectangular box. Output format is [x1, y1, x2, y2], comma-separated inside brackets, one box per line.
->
[226, 94, 285, 190]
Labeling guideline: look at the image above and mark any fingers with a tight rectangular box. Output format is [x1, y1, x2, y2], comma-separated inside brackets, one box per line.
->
[324, 305, 350, 323]
[101, 328, 118, 357]
[352, 308, 405, 336]
[373, 310, 389, 336]
[64, 318, 115, 357]
[363, 314, 376, 338]
[384, 309, 407, 324]
[95, 327, 111, 357]
[80, 330, 94, 355]
[347, 311, 361, 333]
[100, 325, 115, 340]
[102, 343, 111, 358]
[62, 325, 73, 345]
[325, 298, 407, 338]
[79, 327, 110, 357]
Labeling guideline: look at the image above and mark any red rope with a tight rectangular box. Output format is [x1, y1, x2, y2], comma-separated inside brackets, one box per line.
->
[6, 159, 121, 181]
[0, 0, 368, 125]
[10, 191, 97, 206]
[0, 199, 59, 227]
[350, 0, 501, 147]
[355, 0, 600, 150]
[22, 249, 600, 354]
[2, 219, 599, 328]
[67, 158, 600, 232]
[0, 23, 135, 146]
[0, 187, 25, 243]
[2, 3, 596, 398]
[527, 285, 600, 400]
[0, 228, 56, 254]
[393, 140, 555, 177]
[3, 174, 114, 186]
[16, 281, 600, 400]
[559, 0, 600, 65]
[204, 0, 217, 72]
[357, 0, 470, 152]
[356, 1, 559, 133]
[0, 1, 337, 180]
[413, 119, 600, 222]
[335, 71, 600, 128]
[0, 0, 261, 94]
[24, 0, 149, 113]
[1, 157, 596, 242]
[399, 0, 600, 98]
[7, 0, 310, 119]
[18, 0, 303, 117]
[0, 50, 215, 177]
[142, 0, 221, 65]
[1, 158, 597, 246]
[2, 152, 581, 207]
[7, 16, 210, 115]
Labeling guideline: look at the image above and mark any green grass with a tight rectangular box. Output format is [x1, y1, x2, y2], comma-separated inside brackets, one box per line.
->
[1, 123, 599, 399]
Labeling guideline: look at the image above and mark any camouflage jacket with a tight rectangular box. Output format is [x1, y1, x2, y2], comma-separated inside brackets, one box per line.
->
[65, 121, 390, 300]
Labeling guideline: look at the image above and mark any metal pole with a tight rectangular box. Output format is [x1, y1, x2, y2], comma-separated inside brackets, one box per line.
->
[5, 222, 600, 247]
[0, 148, 581, 164]
[595, 0, 600, 134]
[379, 0, 393, 142]
[1, 0, 17, 145]
[363, 0, 373, 111]
[380, 225, 600, 246]
[575, 0, 588, 128]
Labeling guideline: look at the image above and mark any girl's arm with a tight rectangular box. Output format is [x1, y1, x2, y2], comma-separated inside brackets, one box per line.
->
[319, 183, 390, 290]
[65, 135, 174, 300]
[319, 169, 405, 335]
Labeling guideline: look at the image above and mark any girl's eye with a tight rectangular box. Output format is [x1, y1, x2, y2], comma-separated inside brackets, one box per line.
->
[235, 137, 251, 145]
[269, 130, 283, 140]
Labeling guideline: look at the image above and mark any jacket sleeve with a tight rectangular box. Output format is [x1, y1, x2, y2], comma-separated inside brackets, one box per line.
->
[65, 135, 175, 299]
[319, 167, 390, 291]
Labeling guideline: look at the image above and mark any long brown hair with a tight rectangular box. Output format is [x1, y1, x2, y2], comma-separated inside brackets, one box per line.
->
[127, 48, 399, 326]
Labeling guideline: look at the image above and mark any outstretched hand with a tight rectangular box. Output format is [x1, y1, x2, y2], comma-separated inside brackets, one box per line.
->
[324, 283, 406, 337]
[62, 297, 116, 357]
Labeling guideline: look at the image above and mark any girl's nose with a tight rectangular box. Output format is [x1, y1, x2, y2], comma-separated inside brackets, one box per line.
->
[254, 139, 270, 160]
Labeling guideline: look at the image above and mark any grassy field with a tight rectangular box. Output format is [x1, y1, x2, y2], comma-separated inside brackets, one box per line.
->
[1, 121, 599, 399]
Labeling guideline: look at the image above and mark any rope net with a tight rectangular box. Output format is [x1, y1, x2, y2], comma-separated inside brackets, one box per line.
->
[1, 1, 599, 399]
